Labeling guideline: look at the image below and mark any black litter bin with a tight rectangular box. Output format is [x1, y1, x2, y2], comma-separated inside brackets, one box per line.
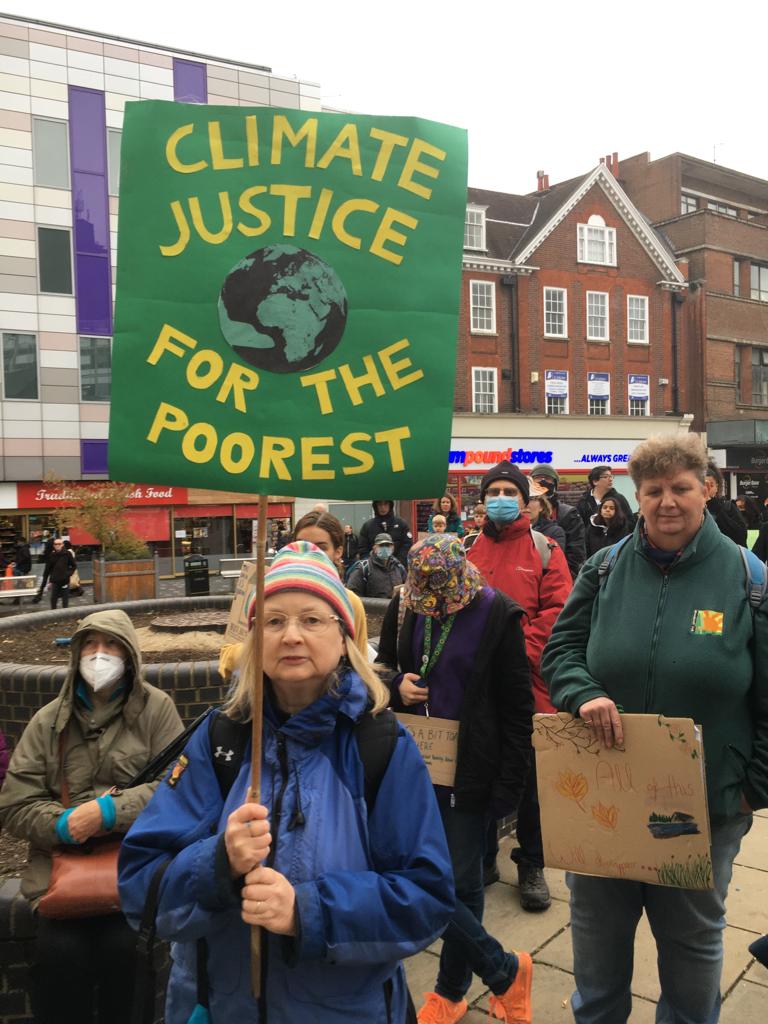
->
[183, 554, 210, 596]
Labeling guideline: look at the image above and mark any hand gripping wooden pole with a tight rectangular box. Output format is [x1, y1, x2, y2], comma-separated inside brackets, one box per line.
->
[248, 492, 269, 998]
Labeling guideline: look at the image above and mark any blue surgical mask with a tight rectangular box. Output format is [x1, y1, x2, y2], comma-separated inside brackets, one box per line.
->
[485, 495, 521, 524]
[374, 545, 394, 562]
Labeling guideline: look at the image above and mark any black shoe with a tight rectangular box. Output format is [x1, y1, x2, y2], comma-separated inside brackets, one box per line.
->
[749, 934, 768, 967]
[483, 861, 500, 887]
[512, 851, 551, 911]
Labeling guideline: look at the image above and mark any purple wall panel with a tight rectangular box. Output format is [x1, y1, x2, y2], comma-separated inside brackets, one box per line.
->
[68, 86, 113, 337]
[81, 440, 109, 474]
[173, 59, 208, 103]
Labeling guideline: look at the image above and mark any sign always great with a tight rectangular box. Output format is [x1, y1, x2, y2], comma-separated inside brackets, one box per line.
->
[109, 103, 467, 498]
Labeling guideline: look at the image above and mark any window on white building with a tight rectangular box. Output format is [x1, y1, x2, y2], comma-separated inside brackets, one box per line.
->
[464, 207, 486, 250]
[107, 129, 122, 197]
[586, 292, 609, 341]
[32, 118, 69, 189]
[37, 227, 73, 295]
[80, 337, 112, 402]
[544, 287, 567, 337]
[627, 295, 649, 343]
[577, 215, 616, 266]
[470, 280, 495, 333]
[472, 367, 498, 414]
[2, 333, 39, 401]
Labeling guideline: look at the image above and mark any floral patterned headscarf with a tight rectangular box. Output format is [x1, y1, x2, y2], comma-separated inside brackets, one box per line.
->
[402, 534, 485, 618]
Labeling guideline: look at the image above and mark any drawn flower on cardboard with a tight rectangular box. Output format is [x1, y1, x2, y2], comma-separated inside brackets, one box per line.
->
[591, 801, 619, 830]
[555, 770, 588, 812]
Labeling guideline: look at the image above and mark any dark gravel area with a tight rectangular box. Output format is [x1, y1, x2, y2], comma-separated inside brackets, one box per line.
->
[0, 831, 27, 880]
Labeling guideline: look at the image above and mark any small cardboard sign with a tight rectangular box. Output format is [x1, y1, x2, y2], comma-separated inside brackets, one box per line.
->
[397, 714, 458, 787]
[223, 559, 258, 645]
[534, 713, 713, 889]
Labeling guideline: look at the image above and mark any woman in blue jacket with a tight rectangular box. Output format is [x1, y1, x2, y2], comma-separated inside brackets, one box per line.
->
[118, 542, 453, 1024]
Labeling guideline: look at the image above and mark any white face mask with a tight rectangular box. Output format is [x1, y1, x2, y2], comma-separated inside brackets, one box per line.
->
[79, 653, 125, 692]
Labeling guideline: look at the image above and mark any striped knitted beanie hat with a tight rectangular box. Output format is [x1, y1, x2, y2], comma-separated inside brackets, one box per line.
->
[247, 540, 355, 638]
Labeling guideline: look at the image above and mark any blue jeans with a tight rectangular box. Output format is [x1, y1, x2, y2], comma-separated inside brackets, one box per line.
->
[436, 805, 518, 1002]
[567, 814, 752, 1024]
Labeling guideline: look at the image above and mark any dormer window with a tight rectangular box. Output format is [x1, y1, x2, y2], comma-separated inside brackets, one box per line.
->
[464, 206, 486, 250]
[577, 214, 616, 266]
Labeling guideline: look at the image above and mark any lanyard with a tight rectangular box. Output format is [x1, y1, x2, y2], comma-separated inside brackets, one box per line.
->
[420, 614, 456, 678]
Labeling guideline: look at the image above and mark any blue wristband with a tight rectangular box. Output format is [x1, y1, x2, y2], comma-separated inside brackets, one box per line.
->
[96, 794, 116, 831]
[55, 808, 77, 845]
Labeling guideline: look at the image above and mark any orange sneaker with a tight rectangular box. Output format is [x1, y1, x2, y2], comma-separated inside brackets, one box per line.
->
[417, 991, 469, 1023]
[488, 952, 533, 1022]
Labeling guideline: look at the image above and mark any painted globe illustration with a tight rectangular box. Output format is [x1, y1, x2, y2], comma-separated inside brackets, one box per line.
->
[218, 244, 348, 374]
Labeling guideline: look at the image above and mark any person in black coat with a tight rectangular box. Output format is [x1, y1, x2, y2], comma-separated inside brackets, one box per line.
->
[357, 500, 413, 566]
[341, 523, 358, 572]
[529, 465, 586, 580]
[705, 461, 747, 546]
[527, 495, 566, 553]
[585, 496, 633, 556]
[35, 538, 76, 609]
[14, 537, 31, 575]
[575, 465, 636, 529]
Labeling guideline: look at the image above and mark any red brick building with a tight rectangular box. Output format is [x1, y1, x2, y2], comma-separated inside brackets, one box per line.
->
[431, 162, 693, 524]
[459, 159, 688, 420]
[616, 152, 768, 499]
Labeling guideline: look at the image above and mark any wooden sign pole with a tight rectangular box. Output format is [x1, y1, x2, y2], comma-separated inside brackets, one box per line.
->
[248, 492, 269, 998]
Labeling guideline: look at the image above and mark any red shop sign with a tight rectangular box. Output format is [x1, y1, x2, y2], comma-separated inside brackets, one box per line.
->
[18, 482, 189, 509]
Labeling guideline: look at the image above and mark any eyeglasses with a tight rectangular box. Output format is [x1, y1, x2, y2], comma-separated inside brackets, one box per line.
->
[486, 487, 519, 497]
[264, 613, 342, 635]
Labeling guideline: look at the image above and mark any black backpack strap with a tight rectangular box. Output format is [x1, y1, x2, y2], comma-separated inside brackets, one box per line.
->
[354, 708, 399, 813]
[208, 710, 250, 799]
[131, 858, 172, 1024]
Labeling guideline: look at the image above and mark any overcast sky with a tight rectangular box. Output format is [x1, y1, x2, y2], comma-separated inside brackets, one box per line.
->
[6, 0, 768, 194]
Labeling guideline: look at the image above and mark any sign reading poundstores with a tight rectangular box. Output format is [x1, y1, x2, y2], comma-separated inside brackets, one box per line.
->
[448, 438, 638, 471]
[109, 103, 468, 499]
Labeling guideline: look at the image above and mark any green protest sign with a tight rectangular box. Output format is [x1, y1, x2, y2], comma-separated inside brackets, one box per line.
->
[108, 102, 467, 498]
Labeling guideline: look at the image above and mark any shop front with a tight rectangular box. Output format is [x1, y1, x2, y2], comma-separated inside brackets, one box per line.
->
[2, 482, 293, 580]
[706, 421, 768, 503]
[408, 413, 694, 534]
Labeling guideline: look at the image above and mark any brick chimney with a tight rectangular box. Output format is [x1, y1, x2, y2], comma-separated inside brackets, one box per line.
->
[536, 170, 549, 191]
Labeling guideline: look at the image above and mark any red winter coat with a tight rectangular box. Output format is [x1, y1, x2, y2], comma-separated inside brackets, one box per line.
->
[469, 518, 572, 712]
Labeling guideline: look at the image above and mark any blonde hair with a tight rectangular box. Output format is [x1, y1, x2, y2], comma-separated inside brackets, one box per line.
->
[628, 434, 708, 488]
[528, 493, 554, 519]
[222, 619, 389, 721]
[432, 514, 447, 526]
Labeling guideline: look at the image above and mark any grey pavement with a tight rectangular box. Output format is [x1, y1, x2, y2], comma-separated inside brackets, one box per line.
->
[405, 812, 768, 1022]
[3, 577, 767, 1021]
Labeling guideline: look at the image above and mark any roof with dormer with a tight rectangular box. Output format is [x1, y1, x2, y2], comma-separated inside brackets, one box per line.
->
[465, 163, 686, 285]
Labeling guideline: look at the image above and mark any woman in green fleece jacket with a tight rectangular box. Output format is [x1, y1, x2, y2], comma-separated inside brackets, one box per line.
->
[542, 433, 768, 1024]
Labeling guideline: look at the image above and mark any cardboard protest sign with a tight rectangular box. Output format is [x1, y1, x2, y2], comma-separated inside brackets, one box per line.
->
[223, 559, 257, 646]
[109, 102, 467, 498]
[396, 714, 458, 786]
[534, 713, 712, 890]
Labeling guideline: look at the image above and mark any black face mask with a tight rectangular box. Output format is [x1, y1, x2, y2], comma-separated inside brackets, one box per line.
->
[538, 480, 557, 498]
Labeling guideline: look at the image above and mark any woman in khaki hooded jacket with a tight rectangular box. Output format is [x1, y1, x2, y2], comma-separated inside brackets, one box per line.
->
[0, 608, 183, 1024]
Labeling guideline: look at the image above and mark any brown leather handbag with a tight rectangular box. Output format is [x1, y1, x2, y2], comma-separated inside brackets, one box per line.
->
[37, 733, 122, 919]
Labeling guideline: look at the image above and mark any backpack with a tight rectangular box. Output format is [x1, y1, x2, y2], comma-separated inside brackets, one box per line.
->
[132, 707, 401, 1024]
[597, 535, 768, 615]
[531, 529, 554, 571]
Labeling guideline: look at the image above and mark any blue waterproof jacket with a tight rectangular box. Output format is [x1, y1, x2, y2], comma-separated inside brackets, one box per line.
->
[118, 672, 454, 1023]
